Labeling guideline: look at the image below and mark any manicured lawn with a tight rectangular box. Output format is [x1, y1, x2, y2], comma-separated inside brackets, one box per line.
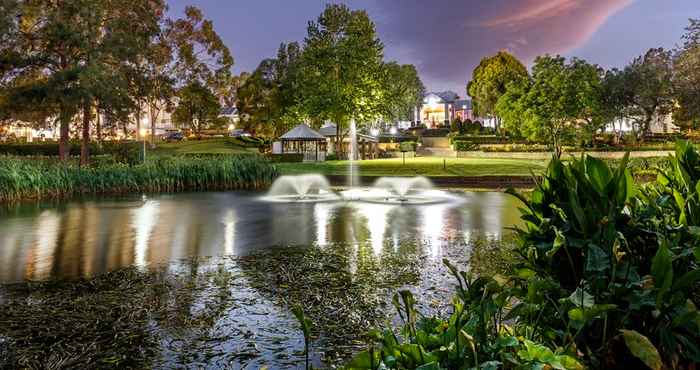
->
[277, 157, 547, 177]
[151, 138, 258, 155]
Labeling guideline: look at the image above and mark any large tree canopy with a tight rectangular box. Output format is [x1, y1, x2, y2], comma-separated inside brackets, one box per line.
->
[496, 55, 606, 156]
[298, 4, 386, 129]
[673, 19, 700, 130]
[467, 51, 528, 132]
[382, 62, 425, 123]
[0, 0, 165, 164]
[619, 48, 674, 137]
[171, 81, 222, 134]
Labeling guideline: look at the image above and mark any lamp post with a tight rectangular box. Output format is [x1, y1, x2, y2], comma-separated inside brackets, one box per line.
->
[140, 128, 148, 163]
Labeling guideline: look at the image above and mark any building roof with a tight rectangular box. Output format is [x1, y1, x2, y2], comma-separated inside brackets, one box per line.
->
[454, 99, 472, 110]
[434, 91, 460, 103]
[280, 124, 326, 140]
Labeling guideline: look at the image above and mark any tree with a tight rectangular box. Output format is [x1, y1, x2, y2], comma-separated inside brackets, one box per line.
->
[497, 55, 593, 157]
[567, 58, 607, 145]
[382, 62, 425, 123]
[673, 19, 700, 131]
[171, 82, 222, 134]
[600, 68, 634, 141]
[0, 0, 165, 164]
[620, 48, 674, 139]
[467, 51, 528, 134]
[495, 75, 531, 138]
[298, 4, 386, 153]
[142, 6, 233, 144]
[236, 58, 281, 136]
[236, 42, 304, 137]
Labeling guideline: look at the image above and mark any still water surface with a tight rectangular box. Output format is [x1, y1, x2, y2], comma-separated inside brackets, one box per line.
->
[0, 191, 521, 282]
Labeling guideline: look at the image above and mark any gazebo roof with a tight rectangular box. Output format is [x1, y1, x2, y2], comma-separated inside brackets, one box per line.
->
[280, 124, 326, 141]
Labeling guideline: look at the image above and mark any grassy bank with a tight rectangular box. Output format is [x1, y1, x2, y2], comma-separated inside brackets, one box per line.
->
[150, 138, 259, 156]
[278, 157, 548, 177]
[0, 155, 277, 203]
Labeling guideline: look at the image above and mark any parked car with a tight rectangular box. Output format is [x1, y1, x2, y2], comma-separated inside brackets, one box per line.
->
[228, 129, 251, 138]
[164, 131, 185, 142]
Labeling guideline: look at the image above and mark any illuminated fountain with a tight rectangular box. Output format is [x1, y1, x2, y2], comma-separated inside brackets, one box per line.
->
[262, 174, 339, 202]
[337, 176, 457, 205]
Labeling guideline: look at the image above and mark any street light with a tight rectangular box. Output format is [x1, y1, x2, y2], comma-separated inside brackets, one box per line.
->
[389, 127, 398, 135]
[370, 128, 379, 137]
[140, 128, 148, 163]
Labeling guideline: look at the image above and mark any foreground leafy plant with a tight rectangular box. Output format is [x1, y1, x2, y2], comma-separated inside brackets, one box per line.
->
[293, 305, 314, 370]
[343, 141, 699, 369]
[506, 145, 700, 368]
[344, 260, 583, 370]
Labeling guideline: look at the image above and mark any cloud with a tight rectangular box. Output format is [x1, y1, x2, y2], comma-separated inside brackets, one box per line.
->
[370, 0, 633, 93]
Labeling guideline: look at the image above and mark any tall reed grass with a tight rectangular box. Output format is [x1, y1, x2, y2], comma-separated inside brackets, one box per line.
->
[0, 155, 278, 202]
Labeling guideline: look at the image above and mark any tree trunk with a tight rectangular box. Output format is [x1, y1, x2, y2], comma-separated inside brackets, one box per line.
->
[59, 109, 71, 162]
[80, 99, 91, 167]
[135, 105, 142, 141]
[150, 105, 158, 149]
[96, 109, 102, 143]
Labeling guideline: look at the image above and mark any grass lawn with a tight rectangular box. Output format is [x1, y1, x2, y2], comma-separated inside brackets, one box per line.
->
[277, 157, 547, 177]
[150, 138, 258, 156]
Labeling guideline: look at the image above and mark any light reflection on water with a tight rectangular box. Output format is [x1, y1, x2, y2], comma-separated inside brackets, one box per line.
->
[0, 191, 522, 282]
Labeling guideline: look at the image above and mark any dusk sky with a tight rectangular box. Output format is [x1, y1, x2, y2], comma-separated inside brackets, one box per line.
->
[168, 0, 699, 96]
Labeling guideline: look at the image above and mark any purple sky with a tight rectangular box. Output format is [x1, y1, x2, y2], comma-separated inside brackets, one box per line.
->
[167, 0, 699, 96]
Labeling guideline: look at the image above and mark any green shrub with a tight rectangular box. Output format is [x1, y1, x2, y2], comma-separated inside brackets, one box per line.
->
[399, 141, 417, 152]
[0, 155, 278, 202]
[452, 140, 479, 151]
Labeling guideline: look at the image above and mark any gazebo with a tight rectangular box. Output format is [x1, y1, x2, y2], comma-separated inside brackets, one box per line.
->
[278, 124, 327, 161]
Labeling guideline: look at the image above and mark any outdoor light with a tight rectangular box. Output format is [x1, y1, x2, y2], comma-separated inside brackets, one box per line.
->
[389, 127, 397, 135]
[370, 128, 380, 137]
[139, 128, 148, 163]
[228, 124, 235, 131]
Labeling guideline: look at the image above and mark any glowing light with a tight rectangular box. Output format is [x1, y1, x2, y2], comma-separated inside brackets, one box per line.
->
[139, 128, 148, 138]
[222, 209, 236, 255]
[370, 128, 380, 137]
[132, 200, 160, 267]
[228, 124, 235, 131]
[389, 127, 398, 135]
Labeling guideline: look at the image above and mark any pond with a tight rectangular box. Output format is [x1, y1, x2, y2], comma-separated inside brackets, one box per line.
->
[0, 190, 523, 368]
[0, 191, 521, 283]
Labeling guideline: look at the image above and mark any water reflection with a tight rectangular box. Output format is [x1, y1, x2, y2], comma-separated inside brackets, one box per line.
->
[0, 191, 522, 282]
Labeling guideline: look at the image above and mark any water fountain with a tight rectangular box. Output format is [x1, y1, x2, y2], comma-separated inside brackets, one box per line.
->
[261, 121, 457, 205]
[262, 174, 339, 202]
[345, 176, 456, 205]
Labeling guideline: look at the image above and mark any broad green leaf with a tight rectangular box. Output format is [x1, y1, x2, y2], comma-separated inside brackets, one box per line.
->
[547, 229, 566, 258]
[568, 308, 584, 322]
[344, 350, 381, 369]
[688, 226, 700, 237]
[480, 361, 502, 370]
[558, 355, 585, 370]
[651, 242, 674, 304]
[568, 288, 594, 308]
[586, 156, 612, 195]
[672, 269, 700, 291]
[585, 244, 610, 273]
[620, 330, 663, 370]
